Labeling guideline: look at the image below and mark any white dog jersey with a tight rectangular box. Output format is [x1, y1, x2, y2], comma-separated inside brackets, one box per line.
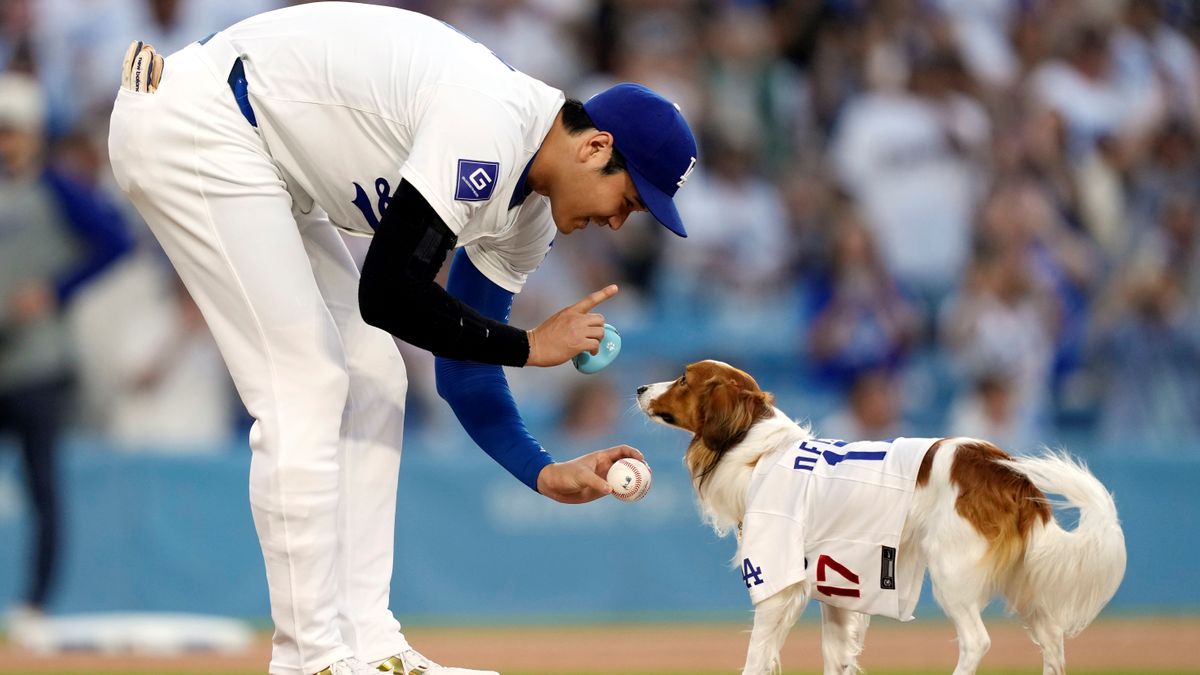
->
[219, 3, 565, 292]
[737, 437, 935, 620]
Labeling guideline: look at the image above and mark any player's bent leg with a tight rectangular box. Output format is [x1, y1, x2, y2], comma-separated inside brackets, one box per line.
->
[297, 218, 499, 675]
[110, 43, 356, 675]
[298, 218, 498, 674]
[296, 213, 411, 660]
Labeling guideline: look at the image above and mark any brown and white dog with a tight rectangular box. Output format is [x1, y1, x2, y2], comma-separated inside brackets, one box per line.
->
[637, 360, 1126, 675]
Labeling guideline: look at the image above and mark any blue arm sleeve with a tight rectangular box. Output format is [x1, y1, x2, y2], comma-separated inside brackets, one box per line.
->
[435, 249, 554, 491]
[43, 168, 134, 304]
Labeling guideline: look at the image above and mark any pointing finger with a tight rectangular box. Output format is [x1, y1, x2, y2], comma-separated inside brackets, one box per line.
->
[574, 285, 618, 312]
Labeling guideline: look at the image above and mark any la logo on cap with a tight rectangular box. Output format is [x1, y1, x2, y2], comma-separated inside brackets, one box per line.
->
[677, 157, 697, 189]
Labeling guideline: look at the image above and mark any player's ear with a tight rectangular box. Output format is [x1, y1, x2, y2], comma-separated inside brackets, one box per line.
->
[578, 130, 613, 163]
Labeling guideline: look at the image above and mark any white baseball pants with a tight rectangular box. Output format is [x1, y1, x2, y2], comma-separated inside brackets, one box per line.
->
[109, 36, 411, 675]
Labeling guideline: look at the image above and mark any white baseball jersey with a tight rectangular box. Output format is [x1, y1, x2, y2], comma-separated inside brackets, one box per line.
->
[221, 2, 565, 292]
[737, 437, 934, 620]
[110, 8, 568, 669]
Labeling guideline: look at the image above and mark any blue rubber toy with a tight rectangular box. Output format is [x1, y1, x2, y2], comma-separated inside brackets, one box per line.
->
[573, 323, 621, 374]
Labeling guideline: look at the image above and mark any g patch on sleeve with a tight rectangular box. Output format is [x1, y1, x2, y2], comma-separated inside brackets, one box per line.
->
[456, 159, 500, 202]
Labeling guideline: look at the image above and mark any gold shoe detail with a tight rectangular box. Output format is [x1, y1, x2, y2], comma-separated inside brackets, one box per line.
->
[376, 655, 421, 674]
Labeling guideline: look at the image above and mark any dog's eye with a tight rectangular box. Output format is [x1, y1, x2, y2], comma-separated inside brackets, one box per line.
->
[678, 375, 687, 386]
[659, 412, 677, 425]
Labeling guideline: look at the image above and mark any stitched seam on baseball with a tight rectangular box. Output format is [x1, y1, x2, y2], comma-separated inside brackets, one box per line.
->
[619, 459, 643, 498]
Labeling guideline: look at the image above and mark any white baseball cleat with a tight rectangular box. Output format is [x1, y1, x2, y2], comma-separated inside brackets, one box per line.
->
[373, 648, 499, 674]
[313, 657, 376, 675]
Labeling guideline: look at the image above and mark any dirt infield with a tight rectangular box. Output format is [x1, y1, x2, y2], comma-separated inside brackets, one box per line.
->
[1, 618, 1196, 673]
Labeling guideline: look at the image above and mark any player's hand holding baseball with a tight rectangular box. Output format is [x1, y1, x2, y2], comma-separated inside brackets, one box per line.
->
[537, 445, 645, 504]
[526, 285, 618, 367]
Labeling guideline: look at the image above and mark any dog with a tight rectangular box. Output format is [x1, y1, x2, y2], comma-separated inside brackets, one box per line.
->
[637, 360, 1126, 675]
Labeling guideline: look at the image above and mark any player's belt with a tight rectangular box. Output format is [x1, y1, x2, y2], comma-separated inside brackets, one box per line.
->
[227, 58, 258, 128]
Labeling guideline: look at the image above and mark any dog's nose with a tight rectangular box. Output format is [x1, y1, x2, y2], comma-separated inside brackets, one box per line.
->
[636, 385, 648, 396]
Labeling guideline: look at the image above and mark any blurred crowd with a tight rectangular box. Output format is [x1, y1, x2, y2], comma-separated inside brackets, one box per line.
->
[4, 0, 1200, 614]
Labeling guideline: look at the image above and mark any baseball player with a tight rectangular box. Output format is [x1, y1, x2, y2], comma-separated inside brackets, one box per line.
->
[107, 3, 698, 675]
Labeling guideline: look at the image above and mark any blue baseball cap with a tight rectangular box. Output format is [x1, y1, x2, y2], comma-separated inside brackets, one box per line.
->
[584, 83, 698, 238]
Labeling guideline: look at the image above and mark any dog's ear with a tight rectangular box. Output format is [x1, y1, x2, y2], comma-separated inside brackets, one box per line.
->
[698, 379, 770, 453]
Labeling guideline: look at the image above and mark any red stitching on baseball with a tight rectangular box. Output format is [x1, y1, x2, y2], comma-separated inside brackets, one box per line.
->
[618, 459, 644, 500]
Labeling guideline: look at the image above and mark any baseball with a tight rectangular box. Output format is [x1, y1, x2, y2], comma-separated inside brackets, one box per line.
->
[607, 458, 652, 502]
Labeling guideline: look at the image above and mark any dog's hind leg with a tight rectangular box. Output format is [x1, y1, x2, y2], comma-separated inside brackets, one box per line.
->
[819, 604, 869, 674]
[743, 583, 809, 675]
[936, 591, 990, 675]
[929, 554, 992, 674]
[1022, 611, 1066, 675]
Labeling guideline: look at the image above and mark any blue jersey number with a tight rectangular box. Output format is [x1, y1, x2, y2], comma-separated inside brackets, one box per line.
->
[793, 438, 887, 471]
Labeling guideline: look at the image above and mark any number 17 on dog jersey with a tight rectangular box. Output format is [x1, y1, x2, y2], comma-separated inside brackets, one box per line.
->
[737, 437, 935, 620]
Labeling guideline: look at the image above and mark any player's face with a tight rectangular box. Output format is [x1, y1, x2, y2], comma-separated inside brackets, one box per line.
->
[549, 136, 646, 235]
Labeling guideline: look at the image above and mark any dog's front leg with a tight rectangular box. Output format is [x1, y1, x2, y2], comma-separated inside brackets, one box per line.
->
[820, 604, 870, 674]
[742, 583, 809, 675]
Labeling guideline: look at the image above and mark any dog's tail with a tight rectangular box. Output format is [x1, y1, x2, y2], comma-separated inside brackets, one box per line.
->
[1000, 452, 1126, 637]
